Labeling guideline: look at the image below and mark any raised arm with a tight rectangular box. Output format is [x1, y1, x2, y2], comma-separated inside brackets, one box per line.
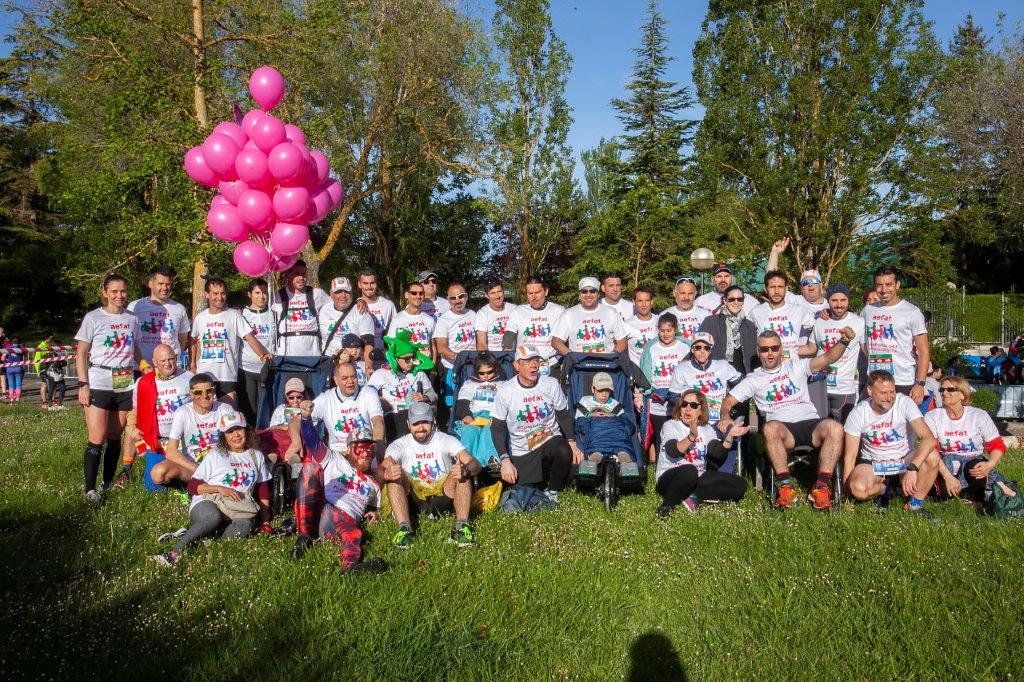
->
[809, 327, 855, 374]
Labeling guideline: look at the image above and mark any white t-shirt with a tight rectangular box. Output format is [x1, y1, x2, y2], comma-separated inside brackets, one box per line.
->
[924, 406, 999, 463]
[420, 296, 450, 321]
[133, 370, 193, 439]
[269, 403, 304, 428]
[491, 376, 567, 458]
[507, 302, 566, 362]
[189, 447, 271, 512]
[321, 451, 380, 519]
[657, 421, 718, 480]
[844, 394, 922, 465]
[601, 298, 634, 321]
[787, 291, 828, 317]
[432, 309, 477, 369]
[474, 303, 514, 351]
[272, 286, 331, 356]
[623, 315, 659, 367]
[363, 296, 397, 350]
[457, 379, 500, 416]
[385, 431, 464, 495]
[669, 360, 742, 423]
[168, 401, 238, 462]
[661, 306, 709, 345]
[74, 308, 141, 392]
[554, 304, 627, 353]
[641, 339, 690, 416]
[128, 298, 190, 361]
[318, 304, 374, 358]
[310, 386, 384, 454]
[814, 313, 864, 395]
[240, 307, 276, 374]
[386, 310, 435, 349]
[863, 299, 928, 385]
[696, 290, 757, 315]
[191, 308, 251, 382]
[749, 301, 815, 359]
[367, 368, 432, 414]
[729, 357, 819, 423]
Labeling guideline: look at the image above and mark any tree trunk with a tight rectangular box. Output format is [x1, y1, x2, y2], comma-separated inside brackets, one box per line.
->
[302, 243, 321, 288]
[190, 0, 209, 317]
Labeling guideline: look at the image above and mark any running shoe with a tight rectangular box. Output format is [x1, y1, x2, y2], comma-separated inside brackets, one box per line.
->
[904, 503, 942, 524]
[293, 533, 313, 560]
[345, 557, 388, 575]
[681, 496, 699, 514]
[84, 490, 103, 506]
[157, 527, 188, 543]
[151, 553, 177, 568]
[808, 484, 833, 511]
[447, 524, 476, 548]
[656, 505, 672, 520]
[775, 483, 798, 509]
[392, 527, 415, 549]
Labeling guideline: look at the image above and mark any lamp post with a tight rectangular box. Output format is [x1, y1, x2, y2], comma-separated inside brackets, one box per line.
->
[690, 248, 715, 295]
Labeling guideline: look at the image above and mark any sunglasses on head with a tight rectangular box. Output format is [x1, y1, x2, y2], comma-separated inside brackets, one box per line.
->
[676, 277, 696, 286]
[725, 296, 744, 302]
[448, 293, 468, 301]
[679, 400, 701, 409]
[938, 387, 960, 394]
[191, 387, 215, 397]
[757, 344, 781, 353]
[579, 288, 598, 294]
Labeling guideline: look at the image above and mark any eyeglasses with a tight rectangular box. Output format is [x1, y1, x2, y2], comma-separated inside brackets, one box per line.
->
[448, 293, 468, 301]
[423, 277, 437, 284]
[725, 297, 744, 302]
[676, 277, 696, 286]
[408, 291, 424, 297]
[691, 344, 711, 351]
[679, 400, 701, 409]
[938, 387, 960, 394]
[757, 344, 781, 353]
[579, 288, 598, 294]
[191, 388, 215, 397]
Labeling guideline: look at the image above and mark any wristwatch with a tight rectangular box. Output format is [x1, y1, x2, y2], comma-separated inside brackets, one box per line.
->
[906, 463, 919, 472]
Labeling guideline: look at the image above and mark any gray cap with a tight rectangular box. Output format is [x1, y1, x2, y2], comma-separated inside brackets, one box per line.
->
[407, 401, 435, 425]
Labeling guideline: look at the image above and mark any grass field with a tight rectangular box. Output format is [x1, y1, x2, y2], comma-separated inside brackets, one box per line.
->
[2, 403, 1023, 680]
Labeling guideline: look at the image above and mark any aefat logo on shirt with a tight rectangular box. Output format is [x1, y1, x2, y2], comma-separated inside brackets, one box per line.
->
[764, 320, 796, 338]
[522, 322, 552, 339]
[765, 377, 799, 403]
[940, 436, 978, 454]
[332, 472, 375, 497]
[334, 411, 369, 435]
[867, 321, 897, 341]
[576, 325, 607, 341]
[407, 327, 431, 344]
[698, 376, 725, 394]
[102, 330, 134, 349]
[454, 327, 473, 343]
[156, 394, 188, 417]
[412, 459, 444, 483]
[219, 466, 255, 489]
[516, 401, 553, 424]
[140, 316, 174, 334]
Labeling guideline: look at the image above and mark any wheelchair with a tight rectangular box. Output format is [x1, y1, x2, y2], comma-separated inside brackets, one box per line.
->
[759, 444, 844, 506]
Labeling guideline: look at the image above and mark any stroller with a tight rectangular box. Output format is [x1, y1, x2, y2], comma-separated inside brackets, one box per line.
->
[563, 352, 644, 511]
[257, 355, 334, 517]
[446, 350, 515, 433]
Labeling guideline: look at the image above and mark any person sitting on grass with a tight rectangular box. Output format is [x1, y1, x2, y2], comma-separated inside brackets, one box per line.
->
[290, 424, 387, 575]
[453, 352, 503, 469]
[151, 412, 271, 567]
[925, 374, 1008, 511]
[842, 370, 941, 522]
[367, 329, 436, 440]
[382, 401, 480, 549]
[655, 389, 750, 518]
[574, 371, 639, 478]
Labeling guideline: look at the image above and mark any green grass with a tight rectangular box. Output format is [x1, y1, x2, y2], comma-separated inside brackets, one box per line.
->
[2, 403, 1023, 680]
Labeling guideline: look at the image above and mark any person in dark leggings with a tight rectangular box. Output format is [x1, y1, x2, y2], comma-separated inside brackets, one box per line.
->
[655, 389, 750, 518]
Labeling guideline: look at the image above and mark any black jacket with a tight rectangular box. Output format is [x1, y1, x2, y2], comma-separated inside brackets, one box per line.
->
[698, 313, 759, 374]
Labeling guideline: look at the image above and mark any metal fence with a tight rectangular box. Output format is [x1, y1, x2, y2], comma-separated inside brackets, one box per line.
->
[902, 288, 1024, 346]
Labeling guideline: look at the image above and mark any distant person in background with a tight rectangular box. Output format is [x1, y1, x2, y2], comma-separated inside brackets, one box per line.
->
[5, 335, 25, 402]
[986, 346, 1007, 385]
[42, 338, 68, 411]
[33, 334, 53, 407]
[238, 279, 277, 425]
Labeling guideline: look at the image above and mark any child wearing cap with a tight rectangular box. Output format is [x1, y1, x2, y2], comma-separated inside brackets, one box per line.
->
[575, 372, 638, 474]
[367, 330, 436, 440]
[152, 412, 271, 567]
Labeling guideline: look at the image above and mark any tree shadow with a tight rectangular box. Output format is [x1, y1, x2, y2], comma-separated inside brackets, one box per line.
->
[627, 630, 687, 682]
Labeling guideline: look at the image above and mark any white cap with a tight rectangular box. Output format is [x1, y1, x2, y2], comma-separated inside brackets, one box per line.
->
[578, 276, 601, 291]
[217, 411, 247, 432]
[592, 372, 614, 391]
[330, 276, 352, 293]
[284, 377, 306, 395]
[515, 345, 541, 361]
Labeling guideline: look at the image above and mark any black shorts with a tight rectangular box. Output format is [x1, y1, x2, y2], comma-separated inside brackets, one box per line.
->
[214, 380, 238, 398]
[89, 389, 133, 411]
[895, 385, 913, 396]
[409, 492, 455, 518]
[782, 418, 820, 449]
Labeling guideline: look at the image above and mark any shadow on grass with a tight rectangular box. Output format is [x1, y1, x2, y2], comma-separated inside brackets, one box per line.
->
[627, 631, 687, 681]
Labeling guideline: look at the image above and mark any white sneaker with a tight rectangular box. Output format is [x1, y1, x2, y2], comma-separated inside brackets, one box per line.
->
[157, 527, 188, 543]
[84, 490, 103, 505]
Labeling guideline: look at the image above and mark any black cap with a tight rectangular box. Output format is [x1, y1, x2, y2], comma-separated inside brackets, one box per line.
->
[341, 333, 362, 349]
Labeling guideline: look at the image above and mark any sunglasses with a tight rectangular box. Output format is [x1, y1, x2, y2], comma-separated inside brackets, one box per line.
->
[285, 392, 303, 400]
[938, 387, 960, 394]
[408, 291, 424, 297]
[691, 344, 711, 351]
[398, 355, 416, 362]
[800, 279, 822, 286]
[423, 277, 437, 284]
[579, 288, 598, 294]
[191, 387, 215, 397]
[725, 296, 744, 302]
[676, 277, 696, 286]
[448, 293, 468, 301]
[679, 400, 701, 409]
[757, 344, 782, 353]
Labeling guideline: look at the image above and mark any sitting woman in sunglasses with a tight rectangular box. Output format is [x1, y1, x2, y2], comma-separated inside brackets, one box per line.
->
[655, 390, 750, 518]
[925, 375, 1008, 510]
[453, 352, 503, 469]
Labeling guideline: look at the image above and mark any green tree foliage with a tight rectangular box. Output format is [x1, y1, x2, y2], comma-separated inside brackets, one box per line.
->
[693, 0, 944, 284]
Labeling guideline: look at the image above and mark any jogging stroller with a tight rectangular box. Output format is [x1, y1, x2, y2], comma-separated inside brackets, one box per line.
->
[257, 355, 334, 517]
[563, 352, 644, 510]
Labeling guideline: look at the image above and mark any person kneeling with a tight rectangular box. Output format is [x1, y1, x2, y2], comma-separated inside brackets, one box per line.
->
[382, 402, 480, 549]
[655, 390, 749, 518]
[151, 412, 270, 567]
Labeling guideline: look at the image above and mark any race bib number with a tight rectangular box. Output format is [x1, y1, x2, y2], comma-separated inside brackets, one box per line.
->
[525, 425, 553, 452]
[201, 337, 226, 362]
[826, 365, 839, 389]
[707, 399, 721, 423]
[872, 458, 906, 477]
[111, 367, 134, 390]
[867, 353, 893, 374]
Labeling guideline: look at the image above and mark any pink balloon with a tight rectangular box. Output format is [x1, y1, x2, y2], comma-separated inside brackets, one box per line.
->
[267, 142, 304, 183]
[324, 179, 345, 208]
[270, 251, 300, 273]
[218, 179, 249, 205]
[284, 124, 307, 146]
[212, 121, 247, 148]
[241, 109, 265, 137]
[249, 66, 286, 112]
[237, 188, 274, 227]
[250, 114, 286, 153]
[272, 185, 310, 221]
[310, 151, 330, 184]
[269, 222, 309, 256]
[184, 146, 219, 188]
[311, 188, 332, 218]
[235, 148, 270, 185]
[233, 240, 272, 277]
[202, 133, 240, 177]
[206, 204, 249, 242]
[210, 194, 231, 209]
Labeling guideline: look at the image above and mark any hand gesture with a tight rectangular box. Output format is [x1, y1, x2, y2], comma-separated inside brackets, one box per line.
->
[451, 460, 463, 482]
[299, 399, 313, 418]
[943, 474, 962, 497]
[729, 424, 751, 438]
[687, 413, 700, 439]
[840, 327, 856, 343]
[968, 460, 995, 480]
[411, 392, 427, 403]
[386, 462, 402, 482]
[355, 299, 369, 314]
[771, 237, 790, 255]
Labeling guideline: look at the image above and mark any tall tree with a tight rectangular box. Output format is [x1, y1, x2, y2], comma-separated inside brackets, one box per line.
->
[693, 0, 944, 283]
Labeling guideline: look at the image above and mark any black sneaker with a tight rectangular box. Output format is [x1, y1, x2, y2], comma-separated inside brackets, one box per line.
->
[656, 505, 672, 520]
[293, 533, 313, 560]
[447, 524, 476, 548]
[345, 557, 388, 575]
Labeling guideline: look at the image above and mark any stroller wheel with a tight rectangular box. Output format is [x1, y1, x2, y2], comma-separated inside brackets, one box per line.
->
[601, 460, 619, 512]
[271, 463, 289, 518]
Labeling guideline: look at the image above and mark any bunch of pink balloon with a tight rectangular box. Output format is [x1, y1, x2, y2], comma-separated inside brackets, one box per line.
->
[182, 66, 345, 277]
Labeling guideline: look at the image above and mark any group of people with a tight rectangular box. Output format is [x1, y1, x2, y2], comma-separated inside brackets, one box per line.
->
[0, 329, 69, 407]
[68, 243, 1012, 573]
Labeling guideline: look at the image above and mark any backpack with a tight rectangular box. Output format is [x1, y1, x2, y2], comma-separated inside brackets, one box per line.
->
[985, 475, 1024, 520]
[278, 287, 322, 342]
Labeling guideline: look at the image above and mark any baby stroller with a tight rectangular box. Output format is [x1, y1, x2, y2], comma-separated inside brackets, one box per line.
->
[257, 355, 334, 518]
[563, 352, 644, 511]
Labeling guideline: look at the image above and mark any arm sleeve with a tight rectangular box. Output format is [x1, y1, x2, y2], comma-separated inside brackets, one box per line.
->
[556, 408, 574, 440]
[473, 309, 489, 333]
[454, 399, 472, 421]
[978, 411, 1000, 445]
[360, 389, 384, 420]
[255, 480, 270, 501]
[706, 440, 728, 470]
[187, 477, 203, 496]
[416, 373, 437, 403]
[490, 419, 509, 456]
[910, 308, 928, 336]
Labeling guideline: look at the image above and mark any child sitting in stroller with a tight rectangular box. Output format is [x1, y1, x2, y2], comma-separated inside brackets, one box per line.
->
[575, 372, 640, 479]
[453, 352, 502, 470]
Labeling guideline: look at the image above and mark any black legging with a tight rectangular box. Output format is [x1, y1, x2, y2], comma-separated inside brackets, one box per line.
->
[655, 465, 747, 507]
[511, 436, 573, 490]
[237, 369, 262, 425]
[650, 414, 669, 451]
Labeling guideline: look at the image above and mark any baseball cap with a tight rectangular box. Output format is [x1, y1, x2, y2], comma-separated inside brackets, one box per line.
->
[284, 377, 306, 395]
[330, 276, 352, 293]
[346, 427, 375, 445]
[218, 411, 247, 432]
[712, 262, 733, 275]
[417, 270, 438, 282]
[407, 401, 434, 424]
[515, 345, 542, 361]
[578, 276, 601, 291]
[592, 372, 614, 391]
[340, 333, 362, 349]
[691, 332, 715, 348]
[800, 269, 822, 285]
